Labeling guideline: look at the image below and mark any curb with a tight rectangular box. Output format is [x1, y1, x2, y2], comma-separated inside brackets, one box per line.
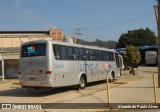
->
[0, 82, 19, 86]
[0, 83, 12, 86]
[12, 82, 20, 85]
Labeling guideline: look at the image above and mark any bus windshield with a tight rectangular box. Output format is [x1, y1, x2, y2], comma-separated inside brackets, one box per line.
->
[21, 43, 46, 57]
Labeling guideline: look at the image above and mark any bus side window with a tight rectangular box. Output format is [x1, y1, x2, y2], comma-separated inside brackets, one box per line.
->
[80, 48, 85, 60]
[85, 49, 90, 60]
[90, 49, 95, 60]
[103, 51, 107, 60]
[53, 45, 60, 60]
[74, 47, 80, 60]
[108, 52, 111, 61]
[106, 51, 109, 61]
[60, 45, 67, 60]
[115, 53, 120, 68]
[95, 50, 99, 61]
[99, 51, 104, 60]
[108, 52, 114, 61]
[68, 46, 74, 60]
[111, 52, 114, 61]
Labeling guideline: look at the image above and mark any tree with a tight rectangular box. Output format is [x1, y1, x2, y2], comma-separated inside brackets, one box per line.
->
[116, 28, 157, 48]
[123, 45, 141, 75]
[76, 38, 117, 49]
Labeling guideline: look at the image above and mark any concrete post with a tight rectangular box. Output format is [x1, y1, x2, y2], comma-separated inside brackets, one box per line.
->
[2, 57, 4, 81]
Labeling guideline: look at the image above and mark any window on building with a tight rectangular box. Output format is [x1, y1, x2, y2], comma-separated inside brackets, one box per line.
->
[58, 33, 61, 35]
[58, 36, 62, 39]
[52, 33, 56, 35]
[52, 36, 56, 39]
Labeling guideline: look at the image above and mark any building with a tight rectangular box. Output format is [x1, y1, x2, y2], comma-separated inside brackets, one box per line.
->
[0, 29, 63, 52]
[50, 29, 63, 41]
[0, 29, 63, 79]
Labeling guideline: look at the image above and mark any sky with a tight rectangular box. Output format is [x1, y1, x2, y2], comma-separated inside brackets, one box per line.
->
[0, 0, 157, 41]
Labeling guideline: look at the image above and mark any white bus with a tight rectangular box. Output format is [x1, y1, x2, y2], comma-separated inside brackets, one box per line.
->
[19, 40, 122, 89]
[145, 51, 157, 65]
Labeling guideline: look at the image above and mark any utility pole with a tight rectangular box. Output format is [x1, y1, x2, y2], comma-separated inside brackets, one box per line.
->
[74, 28, 83, 44]
[154, 5, 158, 27]
[158, 0, 160, 87]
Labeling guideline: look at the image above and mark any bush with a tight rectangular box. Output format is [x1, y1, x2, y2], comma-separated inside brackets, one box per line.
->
[123, 45, 141, 75]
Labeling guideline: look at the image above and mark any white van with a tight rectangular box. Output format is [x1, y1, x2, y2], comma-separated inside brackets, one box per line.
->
[145, 51, 157, 65]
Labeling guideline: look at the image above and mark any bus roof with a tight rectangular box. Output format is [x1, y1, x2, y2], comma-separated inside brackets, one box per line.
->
[21, 40, 117, 52]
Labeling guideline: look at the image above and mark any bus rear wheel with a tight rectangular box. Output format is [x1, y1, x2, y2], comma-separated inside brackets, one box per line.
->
[109, 72, 114, 83]
[79, 76, 86, 89]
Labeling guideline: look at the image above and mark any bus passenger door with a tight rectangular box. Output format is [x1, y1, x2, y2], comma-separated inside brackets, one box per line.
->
[85, 61, 95, 82]
[115, 53, 120, 77]
[85, 49, 100, 82]
[84, 48, 94, 82]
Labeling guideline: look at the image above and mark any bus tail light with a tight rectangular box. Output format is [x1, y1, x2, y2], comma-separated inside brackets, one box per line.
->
[46, 71, 52, 75]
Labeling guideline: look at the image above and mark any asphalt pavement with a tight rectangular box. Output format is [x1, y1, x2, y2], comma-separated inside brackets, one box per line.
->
[0, 66, 159, 112]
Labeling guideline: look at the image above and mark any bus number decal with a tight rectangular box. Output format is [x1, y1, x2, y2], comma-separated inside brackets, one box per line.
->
[54, 64, 64, 69]
[79, 63, 100, 71]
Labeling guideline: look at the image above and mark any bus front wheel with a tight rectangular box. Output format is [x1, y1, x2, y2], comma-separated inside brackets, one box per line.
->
[79, 76, 86, 89]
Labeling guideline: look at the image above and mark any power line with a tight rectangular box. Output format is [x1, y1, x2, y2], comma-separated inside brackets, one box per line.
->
[85, 9, 154, 31]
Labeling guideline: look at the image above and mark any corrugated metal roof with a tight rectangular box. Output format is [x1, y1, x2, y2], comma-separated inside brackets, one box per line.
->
[115, 45, 158, 52]
[0, 30, 50, 35]
[140, 45, 158, 50]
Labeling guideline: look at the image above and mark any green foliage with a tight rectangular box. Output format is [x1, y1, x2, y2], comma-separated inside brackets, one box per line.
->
[77, 38, 117, 49]
[123, 45, 141, 68]
[116, 28, 157, 48]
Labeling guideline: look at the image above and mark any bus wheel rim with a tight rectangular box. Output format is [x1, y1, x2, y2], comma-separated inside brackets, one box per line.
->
[80, 78, 85, 87]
